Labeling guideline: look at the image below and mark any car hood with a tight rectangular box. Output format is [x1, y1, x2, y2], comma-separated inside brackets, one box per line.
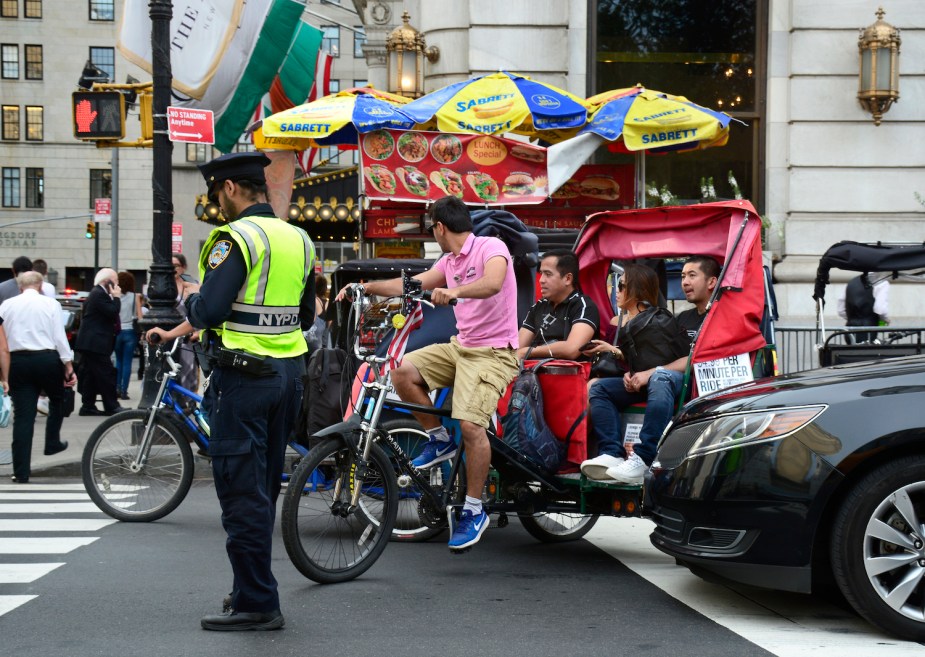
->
[677, 354, 925, 422]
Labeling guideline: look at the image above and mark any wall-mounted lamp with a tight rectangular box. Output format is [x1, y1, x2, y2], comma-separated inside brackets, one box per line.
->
[858, 7, 901, 126]
[385, 11, 439, 98]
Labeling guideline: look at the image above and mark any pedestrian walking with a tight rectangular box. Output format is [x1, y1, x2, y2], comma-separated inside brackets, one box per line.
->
[147, 152, 315, 632]
[0, 271, 77, 483]
[75, 268, 123, 416]
[114, 271, 143, 400]
[0, 256, 33, 305]
[31, 258, 56, 297]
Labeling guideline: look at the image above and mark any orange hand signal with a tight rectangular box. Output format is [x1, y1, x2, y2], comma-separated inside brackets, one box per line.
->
[75, 100, 98, 132]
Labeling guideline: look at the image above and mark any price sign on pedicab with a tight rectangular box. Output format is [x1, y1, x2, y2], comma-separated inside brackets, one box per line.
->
[359, 129, 548, 205]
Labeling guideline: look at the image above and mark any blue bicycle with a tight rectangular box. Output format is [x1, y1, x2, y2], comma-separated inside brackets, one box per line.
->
[81, 338, 309, 521]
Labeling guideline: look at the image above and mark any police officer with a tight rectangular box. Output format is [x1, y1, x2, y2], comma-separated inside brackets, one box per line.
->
[148, 152, 315, 631]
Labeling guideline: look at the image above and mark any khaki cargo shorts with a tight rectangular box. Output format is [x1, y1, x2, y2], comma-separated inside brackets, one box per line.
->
[403, 336, 519, 428]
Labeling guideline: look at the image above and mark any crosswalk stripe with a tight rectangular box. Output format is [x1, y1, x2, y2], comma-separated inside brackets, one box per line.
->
[0, 537, 99, 554]
[586, 518, 925, 655]
[0, 595, 37, 615]
[0, 484, 88, 492]
[0, 563, 65, 583]
[0, 493, 133, 501]
[0, 519, 116, 532]
[0, 503, 110, 514]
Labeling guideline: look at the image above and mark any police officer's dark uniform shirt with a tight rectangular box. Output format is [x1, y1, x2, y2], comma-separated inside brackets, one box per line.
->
[521, 290, 600, 350]
[676, 307, 706, 343]
[185, 203, 316, 335]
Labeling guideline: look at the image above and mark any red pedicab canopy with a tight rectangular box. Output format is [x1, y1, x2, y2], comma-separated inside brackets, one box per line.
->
[574, 200, 766, 364]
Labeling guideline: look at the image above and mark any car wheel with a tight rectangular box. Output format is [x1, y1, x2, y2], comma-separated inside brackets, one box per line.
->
[831, 454, 925, 641]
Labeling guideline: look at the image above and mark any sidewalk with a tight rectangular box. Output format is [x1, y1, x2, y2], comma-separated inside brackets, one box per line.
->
[0, 374, 148, 479]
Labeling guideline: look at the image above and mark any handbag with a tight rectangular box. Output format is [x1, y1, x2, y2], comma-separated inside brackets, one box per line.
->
[589, 311, 626, 379]
[62, 387, 75, 418]
[0, 392, 11, 428]
[590, 351, 626, 379]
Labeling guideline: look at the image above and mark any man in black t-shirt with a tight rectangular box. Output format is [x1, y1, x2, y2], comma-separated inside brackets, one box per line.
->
[517, 249, 599, 360]
[675, 255, 720, 342]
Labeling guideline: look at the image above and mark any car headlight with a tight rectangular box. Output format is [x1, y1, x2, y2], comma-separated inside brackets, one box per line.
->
[684, 405, 826, 459]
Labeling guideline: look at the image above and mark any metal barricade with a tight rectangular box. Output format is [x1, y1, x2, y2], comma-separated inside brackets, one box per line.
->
[775, 326, 925, 374]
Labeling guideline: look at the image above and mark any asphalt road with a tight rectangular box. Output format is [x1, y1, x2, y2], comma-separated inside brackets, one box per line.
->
[1, 479, 923, 657]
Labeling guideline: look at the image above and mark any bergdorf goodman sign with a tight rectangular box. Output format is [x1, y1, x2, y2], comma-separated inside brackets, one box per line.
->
[1, 231, 38, 248]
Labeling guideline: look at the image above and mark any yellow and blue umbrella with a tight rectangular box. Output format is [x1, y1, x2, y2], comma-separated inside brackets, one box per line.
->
[582, 85, 734, 152]
[256, 87, 414, 149]
[401, 71, 589, 137]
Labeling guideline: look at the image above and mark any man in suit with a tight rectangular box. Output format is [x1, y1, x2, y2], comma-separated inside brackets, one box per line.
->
[0, 256, 33, 305]
[75, 268, 123, 416]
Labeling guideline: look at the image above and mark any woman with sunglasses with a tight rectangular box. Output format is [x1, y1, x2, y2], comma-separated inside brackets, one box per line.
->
[579, 263, 689, 485]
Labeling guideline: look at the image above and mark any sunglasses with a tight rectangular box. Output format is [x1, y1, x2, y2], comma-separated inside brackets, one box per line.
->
[617, 280, 626, 292]
[424, 221, 438, 235]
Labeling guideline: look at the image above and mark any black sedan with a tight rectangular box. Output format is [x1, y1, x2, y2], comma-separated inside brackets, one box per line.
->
[647, 355, 925, 641]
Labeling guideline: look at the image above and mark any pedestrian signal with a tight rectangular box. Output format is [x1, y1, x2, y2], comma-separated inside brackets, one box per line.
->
[85, 221, 96, 239]
[72, 91, 125, 140]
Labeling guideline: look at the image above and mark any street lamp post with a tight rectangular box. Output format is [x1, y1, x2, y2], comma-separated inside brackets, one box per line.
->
[138, 0, 183, 407]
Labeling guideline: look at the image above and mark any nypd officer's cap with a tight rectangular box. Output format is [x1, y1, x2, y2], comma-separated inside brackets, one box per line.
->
[198, 152, 272, 188]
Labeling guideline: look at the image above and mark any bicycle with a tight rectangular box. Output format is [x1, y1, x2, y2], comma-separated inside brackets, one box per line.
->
[81, 337, 309, 522]
[280, 276, 601, 584]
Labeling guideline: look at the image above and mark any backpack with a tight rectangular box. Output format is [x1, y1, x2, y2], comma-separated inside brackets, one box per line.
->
[296, 348, 349, 447]
[500, 364, 565, 474]
[620, 306, 690, 373]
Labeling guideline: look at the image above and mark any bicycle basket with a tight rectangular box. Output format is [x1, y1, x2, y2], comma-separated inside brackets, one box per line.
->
[357, 299, 401, 349]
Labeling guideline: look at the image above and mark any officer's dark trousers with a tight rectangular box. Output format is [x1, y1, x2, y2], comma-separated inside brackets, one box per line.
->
[205, 356, 304, 613]
[9, 350, 66, 482]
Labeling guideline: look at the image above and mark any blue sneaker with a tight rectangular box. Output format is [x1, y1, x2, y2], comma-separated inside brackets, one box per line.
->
[448, 509, 489, 551]
[411, 438, 456, 469]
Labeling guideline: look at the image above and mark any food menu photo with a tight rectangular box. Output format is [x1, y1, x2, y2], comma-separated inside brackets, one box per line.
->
[360, 129, 551, 205]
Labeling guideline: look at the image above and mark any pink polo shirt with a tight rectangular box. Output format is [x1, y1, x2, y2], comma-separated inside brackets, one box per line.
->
[434, 233, 519, 348]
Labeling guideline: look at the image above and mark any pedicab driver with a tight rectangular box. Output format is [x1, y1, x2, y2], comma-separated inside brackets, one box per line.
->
[336, 195, 520, 552]
[147, 152, 316, 632]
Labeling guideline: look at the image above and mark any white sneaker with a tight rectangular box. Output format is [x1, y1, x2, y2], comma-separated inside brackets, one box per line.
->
[36, 397, 49, 416]
[606, 452, 648, 485]
[580, 454, 625, 481]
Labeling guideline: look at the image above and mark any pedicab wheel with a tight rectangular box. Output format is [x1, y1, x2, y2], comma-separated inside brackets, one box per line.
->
[518, 512, 599, 543]
[381, 418, 466, 542]
[82, 409, 194, 522]
[281, 437, 398, 584]
[830, 455, 925, 642]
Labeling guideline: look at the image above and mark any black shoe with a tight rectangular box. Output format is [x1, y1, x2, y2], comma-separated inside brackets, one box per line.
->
[103, 405, 125, 416]
[79, 407, 104, 416]
[11, 475, 28, 484]
[44, 441, 68, 456]
[120, 392, 130, 401]
[201, 610, 284, 632]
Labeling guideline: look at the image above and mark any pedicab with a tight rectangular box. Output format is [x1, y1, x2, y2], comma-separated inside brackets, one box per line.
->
[278, 200, 780, 584]
[811, 240, 925, 366]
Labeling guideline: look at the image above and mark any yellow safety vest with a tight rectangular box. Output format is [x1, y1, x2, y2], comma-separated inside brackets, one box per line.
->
[199, 215, 315, 358]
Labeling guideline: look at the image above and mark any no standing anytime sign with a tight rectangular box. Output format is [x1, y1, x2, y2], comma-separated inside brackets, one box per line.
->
[167, 106, 215, 144]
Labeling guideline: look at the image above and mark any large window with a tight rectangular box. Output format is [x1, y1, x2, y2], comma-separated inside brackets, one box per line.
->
[89, 46, 114, 81]
[24, 0, 40, 18]
[186, 143, 211, 163]
[89, 169, 111, 208]
[25, 167, 42, 208]
[89, 0, 113, 21]
[1, 43, 18, 79]
[594, 0, 765, 209]
[1, 1, 17, 18]
[25, 105, 42, 140]
[2, 105, 19, 140]
[24, 44, 41, 79]
[2, 168, 20, 208]
[354, 27, 366, 58]
[321, 26, 340, 57]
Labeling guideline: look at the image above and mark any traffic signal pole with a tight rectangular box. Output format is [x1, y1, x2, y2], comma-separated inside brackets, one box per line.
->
[137, 0, 184, 409]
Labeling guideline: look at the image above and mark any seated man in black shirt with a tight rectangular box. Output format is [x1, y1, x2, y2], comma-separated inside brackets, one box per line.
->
[517, 249, 600, 360]
[675, 255, 720, 341]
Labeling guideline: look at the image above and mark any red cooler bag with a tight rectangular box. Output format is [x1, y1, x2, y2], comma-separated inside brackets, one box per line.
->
[498, 359, 590, 472]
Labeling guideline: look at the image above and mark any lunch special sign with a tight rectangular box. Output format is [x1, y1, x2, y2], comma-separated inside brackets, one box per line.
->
[358, 129, 548, 205]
